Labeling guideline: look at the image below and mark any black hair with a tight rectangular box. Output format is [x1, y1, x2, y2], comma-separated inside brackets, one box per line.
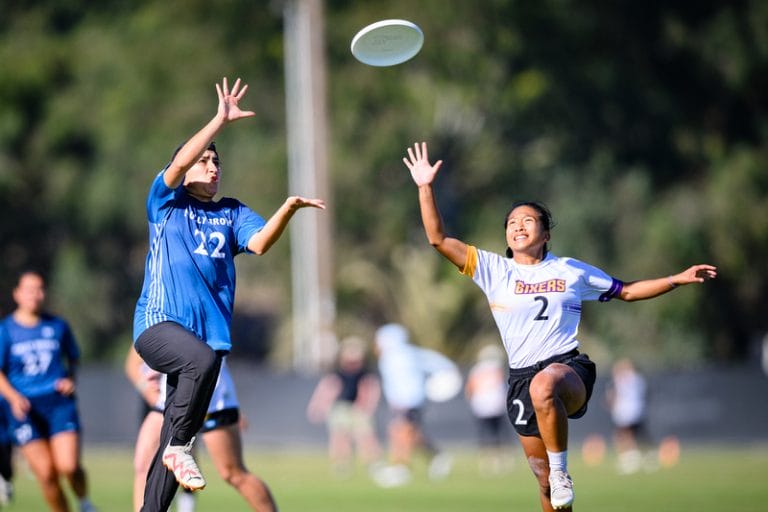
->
[169, 140, 218, 166]
[503, 200, 554, 258]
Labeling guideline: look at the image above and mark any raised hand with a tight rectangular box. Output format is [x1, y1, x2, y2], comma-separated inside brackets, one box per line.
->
[403, 142, 443, 187]
[216, 77, 256, 123]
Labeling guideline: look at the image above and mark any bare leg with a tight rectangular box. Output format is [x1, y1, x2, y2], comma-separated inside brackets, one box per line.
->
[20, 440, 69, 512]
[50, 431, 88, 500]
[528, 363, 586, 453]
[518, 434, 571, 512]
[132, 412, 164, 512]
[203, 424, 277, 511]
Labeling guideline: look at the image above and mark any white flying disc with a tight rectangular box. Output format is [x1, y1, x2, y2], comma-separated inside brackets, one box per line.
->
[425, 368, 462, 403]
[351, 19, 424, 67]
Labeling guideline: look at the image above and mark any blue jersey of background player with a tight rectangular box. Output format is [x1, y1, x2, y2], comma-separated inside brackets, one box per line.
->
[0, 314, 79, 400]
[0, 271, 97, 512]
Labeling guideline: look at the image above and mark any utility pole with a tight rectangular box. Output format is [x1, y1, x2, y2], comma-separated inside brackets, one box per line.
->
[283, 0, 336, 372]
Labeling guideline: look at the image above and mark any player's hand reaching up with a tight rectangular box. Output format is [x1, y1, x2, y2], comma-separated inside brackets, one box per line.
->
[216, 77, 256, 123]
[403, 142, 443, 187]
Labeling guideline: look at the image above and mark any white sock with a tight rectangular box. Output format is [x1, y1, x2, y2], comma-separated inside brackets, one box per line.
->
[547, 450, 568, 473]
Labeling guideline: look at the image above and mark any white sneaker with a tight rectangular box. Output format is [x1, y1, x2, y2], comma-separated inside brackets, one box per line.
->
[0, 477, 11, 506]
[428, 453, 453, 481]
[371, 464, 411, 488]
[162, 437, 206, 491]
[549, 469, 574, 509]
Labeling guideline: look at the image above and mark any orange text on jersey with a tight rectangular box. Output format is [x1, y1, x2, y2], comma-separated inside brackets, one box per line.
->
[514, 279, 566, 294]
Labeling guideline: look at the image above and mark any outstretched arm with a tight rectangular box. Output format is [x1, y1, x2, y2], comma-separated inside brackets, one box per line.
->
[618, 264, 718, 302]
[402, 142, 468, 269]
[164, 77, 256, 189]
[247, 196, 326, 255]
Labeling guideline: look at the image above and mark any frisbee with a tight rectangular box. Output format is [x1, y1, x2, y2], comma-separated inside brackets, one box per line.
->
[425, 367, 463, 403]
[351, 19, 424, 67]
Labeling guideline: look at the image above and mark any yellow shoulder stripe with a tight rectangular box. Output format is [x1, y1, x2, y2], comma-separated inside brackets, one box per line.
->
[460, 245, 478, 277]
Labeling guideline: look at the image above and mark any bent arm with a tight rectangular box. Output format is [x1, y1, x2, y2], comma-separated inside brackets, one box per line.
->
[247, 196, 325, 255]
[618, 264, 717, 302]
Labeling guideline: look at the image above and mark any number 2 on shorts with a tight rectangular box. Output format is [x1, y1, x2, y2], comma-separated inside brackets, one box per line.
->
[512, 398, 528, 425]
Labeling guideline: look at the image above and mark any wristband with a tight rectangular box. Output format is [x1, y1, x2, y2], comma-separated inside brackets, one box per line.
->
[667, 276, 677, 289]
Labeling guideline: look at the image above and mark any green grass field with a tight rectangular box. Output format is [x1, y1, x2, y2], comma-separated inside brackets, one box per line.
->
[8, 443, 768, 511]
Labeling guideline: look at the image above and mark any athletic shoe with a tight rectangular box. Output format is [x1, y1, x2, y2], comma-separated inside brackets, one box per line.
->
[0, 477, 11, 506]
[370, 464, 411, 488]
[162, 437, 206, 491]
[427, 453, 453, 481]
[549, 469, 574, 509]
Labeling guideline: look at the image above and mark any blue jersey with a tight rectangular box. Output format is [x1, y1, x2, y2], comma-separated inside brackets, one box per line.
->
[0, 314, 80, 398]
[133, 170, 265, 351]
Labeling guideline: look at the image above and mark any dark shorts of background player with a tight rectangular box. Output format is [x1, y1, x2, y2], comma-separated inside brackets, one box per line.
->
[506, 350, 596, 437]
[476, 415, 507, 447]
[200, 407, 240, 434]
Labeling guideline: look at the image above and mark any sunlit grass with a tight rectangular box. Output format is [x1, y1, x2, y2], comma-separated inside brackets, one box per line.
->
[8, 443, 768, 511]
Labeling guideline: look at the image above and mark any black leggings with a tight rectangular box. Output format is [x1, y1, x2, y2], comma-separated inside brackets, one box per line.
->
[135, 321, 224, 512]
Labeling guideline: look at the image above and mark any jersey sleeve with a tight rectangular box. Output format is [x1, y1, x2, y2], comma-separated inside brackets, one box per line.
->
[234, 201, 266, 254]
[146, 169, 182, 223]
[59, 320, 81, 363]
[568, 258, 624, 302]
[461, 246, 509, 296]
[0, 324, 9, 371]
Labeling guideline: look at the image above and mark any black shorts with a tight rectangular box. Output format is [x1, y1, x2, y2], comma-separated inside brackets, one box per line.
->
[506, 350, 596, 437]
[199, 407, 240, 434]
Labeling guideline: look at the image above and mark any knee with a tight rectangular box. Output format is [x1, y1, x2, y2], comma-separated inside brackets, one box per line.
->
[529, 373, 556, 410]
[56, 461, 79, 481]
[220, 464, 248, 488]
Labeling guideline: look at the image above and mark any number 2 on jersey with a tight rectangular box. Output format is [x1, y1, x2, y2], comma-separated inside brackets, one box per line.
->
[193, 230, 226, 258]
[533, 295, 549, 321]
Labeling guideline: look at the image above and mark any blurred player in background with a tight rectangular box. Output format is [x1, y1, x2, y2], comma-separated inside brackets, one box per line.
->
[0, 271, 97, 512]
[402, 141, 717, 511]
[606, 358, 648, 474]
[126, 346, 276, 512]
[132, 76, 323, 511]
[371, 323, 455, 487]
[306, 336, 381, 477]
[465, 344, 513, 476]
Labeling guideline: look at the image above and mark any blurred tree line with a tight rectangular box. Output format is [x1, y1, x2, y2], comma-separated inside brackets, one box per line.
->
[0, 0, 765, 369]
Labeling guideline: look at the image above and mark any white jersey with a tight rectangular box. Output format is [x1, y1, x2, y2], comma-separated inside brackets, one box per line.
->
[462, 247, 622, 369]
[155, 358, 240, 413]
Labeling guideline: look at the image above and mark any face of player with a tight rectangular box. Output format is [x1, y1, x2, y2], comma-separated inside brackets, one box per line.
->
[505, 205, 550, 261]
[183, 150, 221, 201]
[13, 273, 46, 316]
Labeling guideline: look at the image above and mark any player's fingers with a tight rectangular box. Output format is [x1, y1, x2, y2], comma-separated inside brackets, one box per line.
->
[403, 157, 414, 171]
[222, 76, 230, 96]
[235, 82, 249, 100]
[414, 142, 422, 160]
[421, 141, 429, 161]
[215, 83, 224, 101]
[231, 77, 242, 96]
[407, 147, 416, 164]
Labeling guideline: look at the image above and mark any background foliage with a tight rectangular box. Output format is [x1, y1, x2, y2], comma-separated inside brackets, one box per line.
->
[1, 0, 766, 368]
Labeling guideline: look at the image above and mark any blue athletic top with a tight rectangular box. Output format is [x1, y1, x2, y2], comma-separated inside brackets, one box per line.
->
[0, 314, 80, 398]
[132, 169, 266, 352]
